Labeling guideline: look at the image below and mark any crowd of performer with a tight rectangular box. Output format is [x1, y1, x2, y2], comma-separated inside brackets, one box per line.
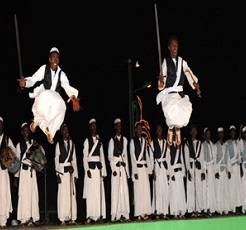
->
[1, 116, 246, 227]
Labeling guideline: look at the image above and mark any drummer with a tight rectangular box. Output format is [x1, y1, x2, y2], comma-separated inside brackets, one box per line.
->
[15, 122, 45, 226]
[0, 116, 16, 227]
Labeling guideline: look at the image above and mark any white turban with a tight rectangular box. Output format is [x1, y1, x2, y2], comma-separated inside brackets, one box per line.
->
[50, 47, 59, 54]
[114, 118, 121, 124]
[89, 118, 96, 125]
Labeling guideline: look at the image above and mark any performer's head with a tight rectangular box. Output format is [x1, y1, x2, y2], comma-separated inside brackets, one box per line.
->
[134, 122, 142, 138]
[217, 127, 224, 141]
[114, 118, 122, 136]
[168, 36, 179, 58]
[189, 124, 198, 140]
[0, 117, 3, 135]
[241, 126, 246, 140]
[21, 122, 31, 141]
[229, 125, 237, 140]
[204, 127, 211, 141]
[155, 123, 163, 139]
[49, 47, 60, 71]
[89, 118, 97, 136]
[60, 123, 69, 140]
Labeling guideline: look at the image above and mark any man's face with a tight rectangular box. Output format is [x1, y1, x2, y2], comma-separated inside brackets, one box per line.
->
[0, 121, 3, 135]
[242, 131, 246, 140]
[190, 127, 197, 139]
[21, 125, 30, 139]
[61, 126, 69, 140]
[156, 125, 163, 138]
[135, 124, 142, 137]
[218, 131, 224, 140]
[114, 123, 122, 135]
[168, 39, 178, 58]
[230, 129, 236, 139]
[49, 52, 60, 70]
[89, 123, 97, 135]
[205, 130, 211, 140]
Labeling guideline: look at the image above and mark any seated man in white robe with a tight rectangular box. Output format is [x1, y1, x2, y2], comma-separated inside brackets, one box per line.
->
[17, 47, 80, 144]
[83, 119, 107, 224]
[55, 123, 78, 225]
[130, 122, 152, 220]
[108, 118, 130, 221]
[149, 124, 170, 218]
[156, 36, 201, 145]
[0, 117, 16, 227]
[16, 122, 45, 226]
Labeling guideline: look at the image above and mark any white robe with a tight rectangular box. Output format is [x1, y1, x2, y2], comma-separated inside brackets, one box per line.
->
[184, 139, 203, 213]
[108, 136, 130, 220]
[130, 137, 152, 217]
[239, 139, 246, 212]
[149, 139, 170, 215]
[55, 139, 78, 222]
[83, 136, 107, 221]
[225, 139, 242, 212]
[25, 65, 78, 139]
[168, 144, 186, 216]
[0, 135, 15, 227]
[215, 141, 230, 214]
[156, 57, 198, 129]
[202, 140, 216, 213]
[16, 140, 45, 223]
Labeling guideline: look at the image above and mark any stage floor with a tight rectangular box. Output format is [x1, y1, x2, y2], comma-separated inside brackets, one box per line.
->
[9, 215, 246, 230]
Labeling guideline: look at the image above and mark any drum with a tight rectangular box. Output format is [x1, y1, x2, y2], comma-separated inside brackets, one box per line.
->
[27, 144, 47, 172]
[0, 146, 21, 174]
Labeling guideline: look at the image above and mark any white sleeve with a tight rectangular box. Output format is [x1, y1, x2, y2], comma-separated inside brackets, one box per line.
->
[25, 65, 46, 88]
[184, 144, 191, 171]
[161, 58, 167, 76]
[108, 138, 116, 173]
[83, 139, 89, 172]
[8, 138, 16, 154]
[123, 137, 130, 178]
[100, 145, 107, 177]
[183, 60, 198, 89]
[72, 142, 78, 179]
[130, 139, 137, 179]
[60, 71, 79, 98]
[55, 143, 62, 175]
[15, 143, 21, 178]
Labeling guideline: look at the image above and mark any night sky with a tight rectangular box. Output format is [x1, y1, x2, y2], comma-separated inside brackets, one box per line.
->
[1, 0, 244, 221]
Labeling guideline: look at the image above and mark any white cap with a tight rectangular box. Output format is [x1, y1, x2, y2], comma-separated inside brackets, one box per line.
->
[204, 127, 209, 134]
[114, 118, 121, 124]
[21, 122, 28, 128]
[135, 121, 141, 127]
[229, 125, 236, 130]
[217, 127, 224, 132]
[50, 47, 59, 54]
[0, 117, 3, 122]
[89, 118, 96, 125]
[242, 126, 246, 133]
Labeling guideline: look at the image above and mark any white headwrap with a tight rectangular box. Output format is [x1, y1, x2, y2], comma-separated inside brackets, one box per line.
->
[217, 127, 224, 132]
[114, 118, 121, 124]
[50, 47, 59, 54]
[229, 125, 236, 130]
[89, 118, 96, 125]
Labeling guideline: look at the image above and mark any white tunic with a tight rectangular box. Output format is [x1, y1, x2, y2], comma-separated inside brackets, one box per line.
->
[239, 139, 246, 212]
[83, 136, 107, 221]
[55, 139, 78, 222]
[149, 139, 170, 215]
[24, 65, 78, 139]
[108, 135, 130, 220]
[0, 135, 15, 227]
[130, 137, 152, 217]
[16, 140, 45, 223]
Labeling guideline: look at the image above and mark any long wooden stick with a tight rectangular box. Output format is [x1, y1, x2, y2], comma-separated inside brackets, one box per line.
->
[14, 14, 23, 77]
[154, 3, 162, 74]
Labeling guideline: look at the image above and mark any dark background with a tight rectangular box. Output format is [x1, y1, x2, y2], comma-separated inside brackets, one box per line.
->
[1, 0, 244, 224]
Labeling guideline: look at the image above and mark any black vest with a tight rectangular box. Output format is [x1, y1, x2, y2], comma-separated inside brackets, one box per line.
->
[113, 136, 123, 157]
[153, 138, 166, 159]
[88, 136, 101, 156]
[133, 137, 146, 160]
[186, 139, 202, 160]
[165, 57, 185, 88]
[170, 144, 183, 166]
[43, 64, 62, 93]
[58, 139, 74, 163]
